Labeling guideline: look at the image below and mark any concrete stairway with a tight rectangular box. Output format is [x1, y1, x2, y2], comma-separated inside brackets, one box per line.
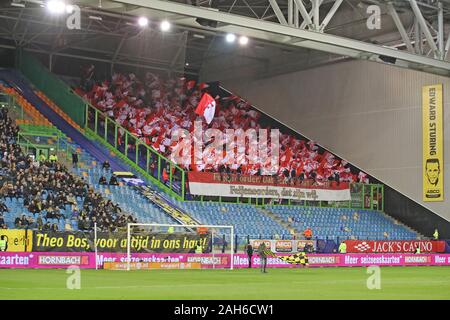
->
[257, 207, 299, 237]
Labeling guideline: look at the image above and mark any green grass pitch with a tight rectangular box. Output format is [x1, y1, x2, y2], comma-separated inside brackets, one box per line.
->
[1, 267, 449, 300]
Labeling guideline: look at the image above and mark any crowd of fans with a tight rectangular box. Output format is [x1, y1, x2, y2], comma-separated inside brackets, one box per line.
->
[78, 70, 369, 185]
[0, 107, 137, 232]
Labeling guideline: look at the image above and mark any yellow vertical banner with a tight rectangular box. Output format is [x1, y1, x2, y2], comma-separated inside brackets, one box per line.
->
[422, 84, 444, 201]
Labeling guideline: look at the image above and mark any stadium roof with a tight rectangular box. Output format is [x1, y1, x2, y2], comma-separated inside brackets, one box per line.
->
[2, 0, 450, 77]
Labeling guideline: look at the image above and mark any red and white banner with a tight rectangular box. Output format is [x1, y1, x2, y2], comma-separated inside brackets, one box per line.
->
[188, 172, 351, 201]
[344, 240, 446, 253]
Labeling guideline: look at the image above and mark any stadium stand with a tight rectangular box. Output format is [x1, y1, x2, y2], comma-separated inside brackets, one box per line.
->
[77, 71, 368, 184]
[0, 79, 178, 232]
[267, 206, 418, 241]
[74, 166, 180, 226]
[175, 200, 291, 239]
[0, 66, 420, 245]
[0, 70, 125, 172]
[0, 109, 138, 232]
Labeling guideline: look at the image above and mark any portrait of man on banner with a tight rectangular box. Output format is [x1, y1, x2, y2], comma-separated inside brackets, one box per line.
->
[422, 84, 444, 202]
[425, 159, 441, 187]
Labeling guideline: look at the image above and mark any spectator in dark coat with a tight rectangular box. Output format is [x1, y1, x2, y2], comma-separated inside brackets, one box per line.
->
[246, 243, 254, 269]
[102, 160, 111, 170]
[99, 176, 108, 185]
[0, 201, 8, 213]
[72, 152, 79, 167]
[109, 175, 119, 185]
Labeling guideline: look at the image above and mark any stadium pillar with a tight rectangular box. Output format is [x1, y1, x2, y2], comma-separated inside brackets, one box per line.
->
[94, 108, 98, 134]
[157, 156, 161, 181]
[24, 227, 29, 252]
[19, 97, 23, 120]
[114, 124, 118, 148]
[125, 132, 128, 159]
[104, 117, 108, 141]
[94, 222, 98, 270]
[222, 234, 226, 253]
[169, 163, 173, 190]
[146, 149, 150, 174]
[135, 143, 139, 165]
[84, 104, 89, 129]
[288, 0, 293, 25]
[361, 184, 365, 209]
[181, 171, 185, 200]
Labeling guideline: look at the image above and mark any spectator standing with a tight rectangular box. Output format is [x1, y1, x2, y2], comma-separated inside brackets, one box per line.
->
[38, 151, 46, 163]
[246, 243, 254, 268]
[72, 151, 79, 167]
[102, 160, 111, 170]
[303, 227, 313, 240]
[0, 201, 8, 213]
[162, 168, 169, 183]
[109, 175, 119, 185]
[415, 245, 421, 254]
[14, 217, 21, 228]
[99, 176, 108, 185]
[0, 213, 5, 228]
[338, 241, 347, 253]
[0, 235, 7, 251]
[37, 215, 43, 230]
[433, 229, 439, 240]
[49, 152, 58, 164]
[257, 242, 268, 273]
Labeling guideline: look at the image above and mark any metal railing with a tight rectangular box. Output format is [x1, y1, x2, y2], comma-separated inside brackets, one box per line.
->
[85, 103, 186, 201]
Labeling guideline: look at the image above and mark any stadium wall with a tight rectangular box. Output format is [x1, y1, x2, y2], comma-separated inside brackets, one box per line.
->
[201, 60, 450, 238]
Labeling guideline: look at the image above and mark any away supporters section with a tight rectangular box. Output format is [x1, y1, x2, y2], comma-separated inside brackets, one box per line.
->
[2, 252, 450, 268]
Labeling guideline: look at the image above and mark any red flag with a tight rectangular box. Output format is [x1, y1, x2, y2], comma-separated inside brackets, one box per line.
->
[195, 93, 216, 124]
[199, 82, 209, 90]
[281, 147, 293, 167]
[186, 80, 196, 90]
